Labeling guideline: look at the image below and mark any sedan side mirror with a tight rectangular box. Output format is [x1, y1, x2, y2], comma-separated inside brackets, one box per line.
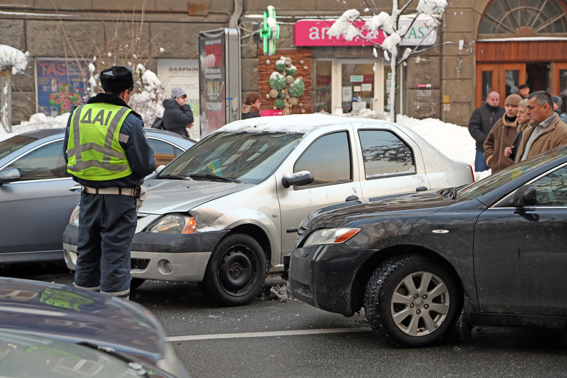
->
[0, 168, 20, 185]
[513, 185, 537, 207]
[282, 171, 314, 188]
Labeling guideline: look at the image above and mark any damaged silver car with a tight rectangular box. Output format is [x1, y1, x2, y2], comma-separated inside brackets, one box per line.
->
[63, 114, 474, 306]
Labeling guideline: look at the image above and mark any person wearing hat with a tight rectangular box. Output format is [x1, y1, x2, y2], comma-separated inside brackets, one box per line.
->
[162, 87, 194, 137]
[483, 94, 521, 173]
[515, 91, 567, 162]
[518, 84, 530, 99]
[63, 65, 156, 300]
[552, 95, 567, 123]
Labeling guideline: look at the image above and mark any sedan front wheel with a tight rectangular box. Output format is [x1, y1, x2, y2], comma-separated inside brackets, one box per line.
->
[364, 254, 462, 347]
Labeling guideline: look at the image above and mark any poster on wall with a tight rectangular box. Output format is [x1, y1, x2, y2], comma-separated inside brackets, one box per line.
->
[198, 30, 226, 137]
[35, 58, 88, 116]
[157, 59, 200, 140]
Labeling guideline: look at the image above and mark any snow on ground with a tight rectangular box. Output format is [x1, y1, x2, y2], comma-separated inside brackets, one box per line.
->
[1, 110, 490, 181]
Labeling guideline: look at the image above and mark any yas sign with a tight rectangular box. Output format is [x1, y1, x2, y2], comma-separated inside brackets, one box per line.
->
[399, 16, 437, 46]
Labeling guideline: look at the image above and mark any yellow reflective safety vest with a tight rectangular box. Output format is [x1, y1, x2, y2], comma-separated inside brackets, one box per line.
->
[66, 103, 133, 181]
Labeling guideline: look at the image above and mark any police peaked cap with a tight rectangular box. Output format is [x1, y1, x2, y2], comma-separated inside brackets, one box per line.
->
[100, 66, 136, 93]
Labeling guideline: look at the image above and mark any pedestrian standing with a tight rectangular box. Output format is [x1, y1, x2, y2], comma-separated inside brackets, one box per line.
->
[515, 91, 567, 162]
[552, 95, 567, 123]
[483, 94, 521, 173]
[505, 99, 530, 162]
[163, 87, 194, 137]
[64, 66, 156, 299]
[468, 91, 505, 172]
[241, 93, 261, 119]
[518, 84, 530, 99]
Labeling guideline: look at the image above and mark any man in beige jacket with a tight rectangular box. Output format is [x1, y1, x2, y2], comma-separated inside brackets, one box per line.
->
[515, 91, 567, 163]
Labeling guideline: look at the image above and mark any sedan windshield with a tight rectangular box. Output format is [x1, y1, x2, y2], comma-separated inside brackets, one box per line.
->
[160, 132, 303, 184]
[0, 135, 38, 160]
[456, 146, 567, 201]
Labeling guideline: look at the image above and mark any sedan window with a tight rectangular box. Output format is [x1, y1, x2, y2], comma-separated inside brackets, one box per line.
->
[6, 140, 70, 181]
[294, 131, 351, 186]
[0, 135, 38, 160]
[147, 138, 180, 166]
[530, 166, 567, 206]
[358, 130, 415, 178]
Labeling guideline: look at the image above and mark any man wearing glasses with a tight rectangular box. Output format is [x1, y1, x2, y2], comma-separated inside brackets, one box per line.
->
[64, 66, 156, 300]
[516, 91, 567, 163]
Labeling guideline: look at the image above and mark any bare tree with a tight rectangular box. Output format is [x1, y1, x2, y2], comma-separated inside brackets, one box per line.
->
[328, 0, 465, 122]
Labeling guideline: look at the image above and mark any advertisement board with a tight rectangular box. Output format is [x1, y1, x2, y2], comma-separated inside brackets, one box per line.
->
[198, 28, 241, 137]
[157, 59, 200, 140]
[35, 58, 88, 116]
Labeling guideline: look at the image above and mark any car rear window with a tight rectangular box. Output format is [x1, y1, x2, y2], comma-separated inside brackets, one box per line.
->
[0, 135, 38, 160]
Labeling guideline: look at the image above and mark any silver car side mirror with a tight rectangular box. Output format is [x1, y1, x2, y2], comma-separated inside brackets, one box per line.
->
[282, 171, 314, 188]
[0, 168, 20, 185]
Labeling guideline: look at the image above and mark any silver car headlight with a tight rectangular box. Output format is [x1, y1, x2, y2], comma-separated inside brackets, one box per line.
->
[303, 228, 360, 247]
[69, 205, 80, 227]
[147, 214, 197, 234]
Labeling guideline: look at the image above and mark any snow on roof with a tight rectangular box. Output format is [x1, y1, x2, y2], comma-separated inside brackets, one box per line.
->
[0, 45, 29, 75]
[215, 113, 391, 134]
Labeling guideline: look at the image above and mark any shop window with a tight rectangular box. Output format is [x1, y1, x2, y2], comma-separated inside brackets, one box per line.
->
[315, 61, 332, 113]
[341, 63, 374, 113]
[479, 0, 567, 35]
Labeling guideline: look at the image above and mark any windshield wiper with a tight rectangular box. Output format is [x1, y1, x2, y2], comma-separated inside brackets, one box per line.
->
[440, 184, 466, 200]
[158, 173, 189, 180]
[77, 342, 152, 377]
[188, 173, 241, 183]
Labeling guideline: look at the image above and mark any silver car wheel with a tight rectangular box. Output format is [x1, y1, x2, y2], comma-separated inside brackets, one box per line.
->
[390, 271, 450, 337]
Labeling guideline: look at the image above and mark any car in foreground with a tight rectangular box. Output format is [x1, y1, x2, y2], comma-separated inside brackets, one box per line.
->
[63, 114, 474, 306]
[289, 145, 567, 347]
[0, 276, 188, 377]
[0, 330, 179, 378]
[0, 128, 194, 264]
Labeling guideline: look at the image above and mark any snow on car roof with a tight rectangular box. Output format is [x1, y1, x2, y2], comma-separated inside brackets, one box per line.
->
[215, 114, 391, 134]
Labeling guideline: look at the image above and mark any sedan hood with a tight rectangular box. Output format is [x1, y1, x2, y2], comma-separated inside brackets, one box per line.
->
[0, 277, 163, 364]
[142, 179, 253, 214]
[309, 191, 452, 228]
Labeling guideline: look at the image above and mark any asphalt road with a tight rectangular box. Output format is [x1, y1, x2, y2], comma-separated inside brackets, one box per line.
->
[4, 262, 567, 378]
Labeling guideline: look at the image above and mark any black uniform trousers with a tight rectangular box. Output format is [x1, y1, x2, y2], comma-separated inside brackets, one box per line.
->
[75, 192, 137, 297]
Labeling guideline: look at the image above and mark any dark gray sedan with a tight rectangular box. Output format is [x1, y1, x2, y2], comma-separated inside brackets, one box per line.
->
[0, 128, 194, 263]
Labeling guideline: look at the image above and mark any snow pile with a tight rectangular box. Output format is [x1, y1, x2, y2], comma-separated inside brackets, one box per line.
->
[327, 9, 360, 41]
[417, 0, 448, 15]
[0, 45, 29, 75]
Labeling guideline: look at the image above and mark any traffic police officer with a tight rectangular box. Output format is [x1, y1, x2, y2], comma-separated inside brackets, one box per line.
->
[64, 66, 156, 299]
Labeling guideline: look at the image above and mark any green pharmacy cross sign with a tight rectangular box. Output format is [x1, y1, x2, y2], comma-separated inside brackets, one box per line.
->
[260, 5, 279, 56]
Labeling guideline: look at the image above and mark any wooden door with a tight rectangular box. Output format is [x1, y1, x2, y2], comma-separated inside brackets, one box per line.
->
[553, 63, 567, 113]
[476, 63, 526, 107]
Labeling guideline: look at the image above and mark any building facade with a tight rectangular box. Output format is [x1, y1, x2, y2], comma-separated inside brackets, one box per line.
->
[1, 0, 566, 130]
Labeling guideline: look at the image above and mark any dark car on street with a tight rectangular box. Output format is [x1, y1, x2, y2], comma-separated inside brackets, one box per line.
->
[0, 276, 189, 377]
[289, 145, 567, 347]
[0, 128, 194, 264]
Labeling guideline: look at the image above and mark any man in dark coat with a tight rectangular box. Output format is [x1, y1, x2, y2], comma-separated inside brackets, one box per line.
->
[468, 91, 505, 172]
[162, 87, 194, 137]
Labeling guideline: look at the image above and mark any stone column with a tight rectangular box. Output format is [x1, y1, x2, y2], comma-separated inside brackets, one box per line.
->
[0, 68, 12, 133]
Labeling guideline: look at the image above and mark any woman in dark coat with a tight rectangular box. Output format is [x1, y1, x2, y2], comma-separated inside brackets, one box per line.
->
[162, 87, 194, 137]
[241, 93, 261, 119]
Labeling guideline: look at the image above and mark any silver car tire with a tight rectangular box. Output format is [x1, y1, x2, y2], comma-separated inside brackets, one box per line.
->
[364, 254, 462, 347]
[199, 233, 267, 307]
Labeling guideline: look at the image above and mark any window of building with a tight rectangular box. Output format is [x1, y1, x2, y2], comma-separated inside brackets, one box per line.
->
[479, 0, 567, 35]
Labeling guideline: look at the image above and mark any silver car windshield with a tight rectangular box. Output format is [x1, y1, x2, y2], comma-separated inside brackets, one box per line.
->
[457, 146, 567, 201]
[161, 132, 303, 184]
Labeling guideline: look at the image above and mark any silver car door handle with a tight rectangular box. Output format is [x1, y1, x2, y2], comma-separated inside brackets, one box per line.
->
[68, 184, 81, 192]
[416, 186, 428, 192]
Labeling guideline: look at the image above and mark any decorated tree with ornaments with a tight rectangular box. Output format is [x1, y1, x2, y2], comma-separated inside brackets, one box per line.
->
[328, 0, 466, 122]
[267, 56, 305, 115]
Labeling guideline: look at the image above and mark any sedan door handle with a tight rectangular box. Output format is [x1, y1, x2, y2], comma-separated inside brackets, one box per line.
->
[416, 186, 428, 192]
[346, 195, 359, 202]
[68, 184, 81, 192]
